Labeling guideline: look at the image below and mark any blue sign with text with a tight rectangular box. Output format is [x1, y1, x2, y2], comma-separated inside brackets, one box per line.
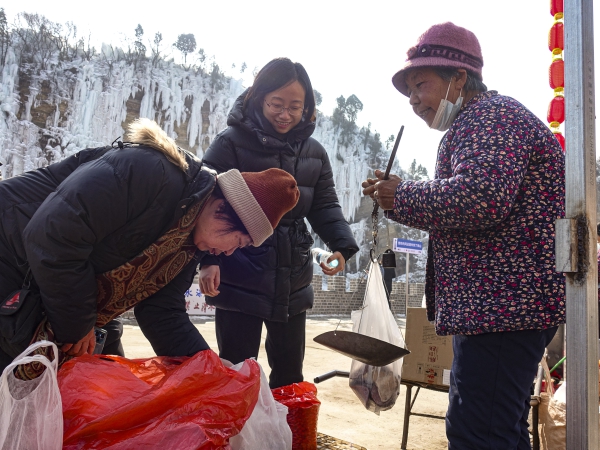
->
[392, 238, 423, 254]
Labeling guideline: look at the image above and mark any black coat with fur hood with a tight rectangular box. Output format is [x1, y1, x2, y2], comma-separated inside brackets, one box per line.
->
[201, 91, 359, 321]
[0, 127, 214, 357]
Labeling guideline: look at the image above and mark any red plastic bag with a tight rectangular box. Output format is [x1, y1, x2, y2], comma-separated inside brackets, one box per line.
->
[58, 350, 260, 449]
[272, 381, 320, 450]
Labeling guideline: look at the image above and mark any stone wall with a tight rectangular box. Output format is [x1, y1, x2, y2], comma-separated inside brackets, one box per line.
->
[120, 274, 424, 320]
[309, 274, 424, 316]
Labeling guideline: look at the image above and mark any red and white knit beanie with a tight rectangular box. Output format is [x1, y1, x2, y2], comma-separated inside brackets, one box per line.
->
[217, 168, 300, 246]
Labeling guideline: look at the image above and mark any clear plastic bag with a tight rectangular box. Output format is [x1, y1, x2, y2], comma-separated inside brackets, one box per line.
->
[0, 340, 63, 450]
[230, 362, 292, 450]
[349, 260, 406, 414]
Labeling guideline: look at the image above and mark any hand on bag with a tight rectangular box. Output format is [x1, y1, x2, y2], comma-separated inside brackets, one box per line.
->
[321, 251, 345, 276]
[361, 169, 402, 211]
[62, 327, 95, 357]
[200, 265, 221, 297]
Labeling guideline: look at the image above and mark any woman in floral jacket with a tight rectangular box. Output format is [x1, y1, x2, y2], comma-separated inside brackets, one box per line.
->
[363, 22, 565, 449]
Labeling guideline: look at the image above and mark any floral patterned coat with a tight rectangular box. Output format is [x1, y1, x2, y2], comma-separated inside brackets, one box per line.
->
[386, 91, 566, 335]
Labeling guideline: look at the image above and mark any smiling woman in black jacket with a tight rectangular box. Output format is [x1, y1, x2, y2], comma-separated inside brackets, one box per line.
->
[200, 57, 359, 388]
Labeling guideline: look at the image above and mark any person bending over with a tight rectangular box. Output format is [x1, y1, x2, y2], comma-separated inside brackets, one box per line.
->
[0, 118, 299, 379]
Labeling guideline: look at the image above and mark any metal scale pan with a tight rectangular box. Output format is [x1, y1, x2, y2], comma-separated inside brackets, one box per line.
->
[313, 330, 409, 367]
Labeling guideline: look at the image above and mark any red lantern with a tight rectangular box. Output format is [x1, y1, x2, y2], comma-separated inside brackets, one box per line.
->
[549, 59, 564, 89]
[548, 22, 564, 51]
[547, 96, 565, 123]
[550, 0, 564, 16]
[553, 132, 565, 150]
[549, 0, 565, 147]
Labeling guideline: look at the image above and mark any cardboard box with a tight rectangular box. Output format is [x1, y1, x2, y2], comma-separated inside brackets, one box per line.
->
[402, 307, 453, 388]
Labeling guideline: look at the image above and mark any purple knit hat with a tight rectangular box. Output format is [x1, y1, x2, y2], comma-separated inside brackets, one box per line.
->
[392, 22, 484, 97]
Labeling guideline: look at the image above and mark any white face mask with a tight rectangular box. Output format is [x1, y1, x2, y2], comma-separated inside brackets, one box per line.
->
[430, 81, 463, 132]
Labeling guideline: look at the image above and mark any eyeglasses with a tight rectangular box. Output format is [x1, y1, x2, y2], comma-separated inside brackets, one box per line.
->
[264, 100, 304, 117]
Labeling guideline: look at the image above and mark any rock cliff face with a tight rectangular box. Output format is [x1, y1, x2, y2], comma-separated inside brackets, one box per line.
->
[0, 43, 427, 276]
[0, 46, 246, 175]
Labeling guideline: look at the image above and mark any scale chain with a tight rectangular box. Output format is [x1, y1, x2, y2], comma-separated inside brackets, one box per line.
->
[371, 199, 379, 260]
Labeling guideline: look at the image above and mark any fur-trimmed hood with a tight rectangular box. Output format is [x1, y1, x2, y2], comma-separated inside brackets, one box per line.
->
[125, 118, 194, 172]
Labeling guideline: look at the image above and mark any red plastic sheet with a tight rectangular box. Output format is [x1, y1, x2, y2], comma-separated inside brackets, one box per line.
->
[58, 350, 260, 449]
[272, 381, 321, 450]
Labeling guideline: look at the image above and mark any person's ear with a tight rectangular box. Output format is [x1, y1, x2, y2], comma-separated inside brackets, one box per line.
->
[454, 69, 468, 92]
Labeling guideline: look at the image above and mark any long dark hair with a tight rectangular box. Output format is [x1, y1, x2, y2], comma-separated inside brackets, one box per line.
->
[211, 184, 249, 235]
[243, 57, 316, 122]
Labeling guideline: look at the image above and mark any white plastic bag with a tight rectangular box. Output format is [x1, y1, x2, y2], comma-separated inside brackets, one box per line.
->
[229, 361, 292, 450]
[0, 341, 63, 450]
[349, 260, 406, 414]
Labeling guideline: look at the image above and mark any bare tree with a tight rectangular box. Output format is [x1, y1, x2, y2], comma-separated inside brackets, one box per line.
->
[55, 21, 77, 60]
[150, 31, 163, 65]
[363, 122, 371, 152]
[0, 8, 9, 66]
[13, 13, 62, 69]
[77, 31, 96, 61]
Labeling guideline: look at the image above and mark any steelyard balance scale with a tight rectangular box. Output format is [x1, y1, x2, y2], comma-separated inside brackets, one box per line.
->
[313, 126, 410, 367]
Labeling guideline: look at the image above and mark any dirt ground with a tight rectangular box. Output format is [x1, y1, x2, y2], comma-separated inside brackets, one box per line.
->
[121, 316, 449, 450]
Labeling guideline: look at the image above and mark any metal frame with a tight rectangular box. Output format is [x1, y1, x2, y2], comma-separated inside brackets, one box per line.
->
[399, 381, 448, 450]
[560, 0, 599, 447]
[313, 355, 547, 449]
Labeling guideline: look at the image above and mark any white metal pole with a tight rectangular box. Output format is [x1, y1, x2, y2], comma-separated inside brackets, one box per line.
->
[561, 0, 598, 447]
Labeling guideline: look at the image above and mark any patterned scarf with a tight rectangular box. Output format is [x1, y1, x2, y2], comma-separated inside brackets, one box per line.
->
[15, 199, 206, 380]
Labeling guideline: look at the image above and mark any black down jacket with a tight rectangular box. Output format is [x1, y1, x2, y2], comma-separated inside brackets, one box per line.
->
[202, 92, 359, 321]
[0, 145, 214, 356]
